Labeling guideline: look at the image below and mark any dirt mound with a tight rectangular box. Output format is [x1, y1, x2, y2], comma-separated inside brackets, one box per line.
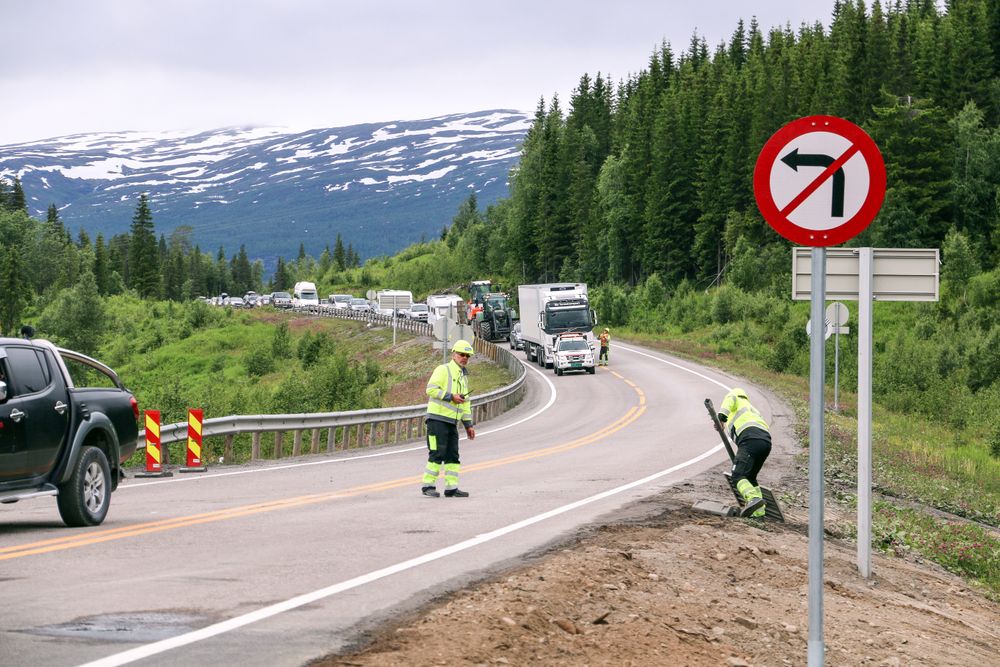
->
[318, 494, 997, 666]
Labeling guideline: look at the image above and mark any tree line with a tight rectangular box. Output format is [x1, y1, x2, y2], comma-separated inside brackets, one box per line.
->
[3, 1, 999, 334]
[434, 0, 999, 290]
[0, 185, 364, 335]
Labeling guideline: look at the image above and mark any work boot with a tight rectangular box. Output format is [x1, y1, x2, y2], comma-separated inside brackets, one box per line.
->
[751, 486, 766, 518]
[736, 478, 765, 518]
[444, 488, 469, 498]
[740, 497, 766, 517]
[422, 486, 440, 498]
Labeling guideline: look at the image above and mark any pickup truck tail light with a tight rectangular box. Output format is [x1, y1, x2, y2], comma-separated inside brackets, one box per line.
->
[130, 396, 139, 420]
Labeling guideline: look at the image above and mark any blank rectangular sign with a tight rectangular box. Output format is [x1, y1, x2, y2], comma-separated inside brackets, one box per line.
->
[792, 248, 939, 301]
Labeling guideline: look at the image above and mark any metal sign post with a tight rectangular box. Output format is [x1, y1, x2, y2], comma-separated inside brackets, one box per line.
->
[808, 248, 827, 667]
[825, 302, 850, 412]
[793, 247, 938, 579]
[756, 116, 886, 667]
[857, 248, 874, 578]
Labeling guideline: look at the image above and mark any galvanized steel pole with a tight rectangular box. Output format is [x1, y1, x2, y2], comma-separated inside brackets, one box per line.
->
[857, 247, 874, 578]
[808, 247, 827, 666]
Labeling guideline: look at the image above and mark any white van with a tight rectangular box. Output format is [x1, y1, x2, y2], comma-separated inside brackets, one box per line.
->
[292, 281, 320, 307]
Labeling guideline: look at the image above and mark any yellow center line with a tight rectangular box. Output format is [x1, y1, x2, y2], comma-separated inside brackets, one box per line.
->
[1, 375, 647, 561]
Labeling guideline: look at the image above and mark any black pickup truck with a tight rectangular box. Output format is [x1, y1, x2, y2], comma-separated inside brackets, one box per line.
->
[0, 337, 139, 526]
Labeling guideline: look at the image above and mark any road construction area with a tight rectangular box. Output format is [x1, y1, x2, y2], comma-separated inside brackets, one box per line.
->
[322, 394, 999, 667]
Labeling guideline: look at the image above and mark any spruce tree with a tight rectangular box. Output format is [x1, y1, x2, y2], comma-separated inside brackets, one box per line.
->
[333, 233, 346, 271]
[127, 194, 160, 297]
[0, 245, 28, 334]
[10, 178, 27, 213]
[93, 234, 110, 295]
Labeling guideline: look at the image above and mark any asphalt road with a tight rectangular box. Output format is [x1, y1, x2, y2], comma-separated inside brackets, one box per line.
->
[0, 341, 775, 667]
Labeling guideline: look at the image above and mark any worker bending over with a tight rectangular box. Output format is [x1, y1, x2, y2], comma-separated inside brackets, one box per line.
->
[717, 387, 771, 518]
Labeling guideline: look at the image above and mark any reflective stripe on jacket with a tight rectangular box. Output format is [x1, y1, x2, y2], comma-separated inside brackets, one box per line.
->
[718, 390, 769, 438]
[426, 360, 473, 426]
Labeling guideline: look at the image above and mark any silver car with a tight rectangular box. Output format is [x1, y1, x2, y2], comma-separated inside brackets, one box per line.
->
[509, 321, 523, 350]
[349, 298, 372, 313]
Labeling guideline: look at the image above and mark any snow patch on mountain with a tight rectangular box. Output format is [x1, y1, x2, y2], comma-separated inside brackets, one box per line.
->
[0, 110, 530, 263]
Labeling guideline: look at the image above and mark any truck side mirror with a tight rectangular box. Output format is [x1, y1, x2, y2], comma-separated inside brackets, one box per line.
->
[0, 380, 7, 402]
[591, 309, 598, 326]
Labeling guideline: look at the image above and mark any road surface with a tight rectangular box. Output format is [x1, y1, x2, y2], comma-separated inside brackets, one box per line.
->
[0, 341, 774, 666]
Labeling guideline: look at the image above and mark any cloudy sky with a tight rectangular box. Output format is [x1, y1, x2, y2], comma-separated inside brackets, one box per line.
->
[4, 0, 839, 145]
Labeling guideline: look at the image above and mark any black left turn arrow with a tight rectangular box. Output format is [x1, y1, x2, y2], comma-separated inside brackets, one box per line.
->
[781, 148, 845, 217]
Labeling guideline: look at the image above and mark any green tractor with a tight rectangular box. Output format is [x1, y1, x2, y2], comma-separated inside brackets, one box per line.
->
[476, 292, 516, 342]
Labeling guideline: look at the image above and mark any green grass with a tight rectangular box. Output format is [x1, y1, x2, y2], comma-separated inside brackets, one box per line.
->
[111, 306, 515, 465]
[872, 501, 1000, 599]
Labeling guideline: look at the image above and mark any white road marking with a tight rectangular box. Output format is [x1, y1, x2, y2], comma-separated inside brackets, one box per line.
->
[615, 343, 732, 391]
[77, 441, 724, 667]
[79, 346, 733, 666]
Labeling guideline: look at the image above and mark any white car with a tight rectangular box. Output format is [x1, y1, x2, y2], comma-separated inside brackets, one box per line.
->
[553, 334, 596, 376]
[406, 303, 430, 321]
[349, 298, 372, 313]
[330, 294, 353, 310]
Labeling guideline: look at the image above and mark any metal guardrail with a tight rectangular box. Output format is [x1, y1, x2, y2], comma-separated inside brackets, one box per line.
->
[138, 328, 526, 463]
[293, 304, 434, 335]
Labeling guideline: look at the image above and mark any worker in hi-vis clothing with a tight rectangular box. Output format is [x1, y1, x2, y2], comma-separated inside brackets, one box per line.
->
[421, 339, 476, 497]
[717, 388, 771, 517]
[598, 328, 611, 366]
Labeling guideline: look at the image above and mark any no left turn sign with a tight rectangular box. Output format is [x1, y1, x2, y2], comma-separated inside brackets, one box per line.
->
[754, 115, 886, 246]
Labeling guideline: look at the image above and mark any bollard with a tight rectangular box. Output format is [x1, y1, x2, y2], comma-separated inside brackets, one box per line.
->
[135, 410, 173, 478]
[180, 408, 207, 472]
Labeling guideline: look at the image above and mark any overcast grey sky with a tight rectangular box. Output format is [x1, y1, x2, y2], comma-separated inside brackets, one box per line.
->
[3, 0, 839, 144]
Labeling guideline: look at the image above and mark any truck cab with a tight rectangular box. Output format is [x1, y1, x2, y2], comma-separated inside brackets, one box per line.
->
[292, 282, 320, 308]
[518, 283, 598, 368]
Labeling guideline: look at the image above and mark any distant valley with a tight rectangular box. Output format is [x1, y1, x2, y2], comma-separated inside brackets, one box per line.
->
[0, 110, 530, 265]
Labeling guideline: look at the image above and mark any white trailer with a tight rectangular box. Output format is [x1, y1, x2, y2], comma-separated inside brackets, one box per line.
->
[517, 283, 597, 368]
[376, 289, 413, 316]
[426, 294, 465, 322]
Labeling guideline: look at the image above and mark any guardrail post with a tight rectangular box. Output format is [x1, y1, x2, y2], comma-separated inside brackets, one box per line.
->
[310, 428, 320, 454]
[292, 430, 303, 457]
[251, 432, 261, 460]
[327, 427, 336, 453]
[275, 431, 284, 459]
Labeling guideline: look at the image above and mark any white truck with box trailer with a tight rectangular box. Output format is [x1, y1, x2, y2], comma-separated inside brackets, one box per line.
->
[517, 283, 598, 368]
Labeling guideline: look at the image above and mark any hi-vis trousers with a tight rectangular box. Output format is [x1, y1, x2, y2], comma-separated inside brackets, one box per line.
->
[422, 418, 461, 490]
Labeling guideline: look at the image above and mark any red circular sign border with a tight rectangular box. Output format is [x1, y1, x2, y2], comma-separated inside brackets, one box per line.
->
[753, 115, 886, 247]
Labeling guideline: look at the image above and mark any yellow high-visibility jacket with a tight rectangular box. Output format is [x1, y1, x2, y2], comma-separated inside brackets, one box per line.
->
[718, 389, 769, 440]
[426, 360, 473, 427]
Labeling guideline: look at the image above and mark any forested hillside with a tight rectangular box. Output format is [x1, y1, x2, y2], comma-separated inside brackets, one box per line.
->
[324, 0, 1000, 541]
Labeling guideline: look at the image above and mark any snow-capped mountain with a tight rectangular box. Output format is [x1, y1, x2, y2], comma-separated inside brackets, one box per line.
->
[0, 110, 530, 263]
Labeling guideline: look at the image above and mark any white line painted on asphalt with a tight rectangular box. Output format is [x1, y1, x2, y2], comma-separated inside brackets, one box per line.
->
[81, 344, 733, 666]
[77, 441, 725, 667]
[615, 343, 732, 391]
[120, 358, 558, 489]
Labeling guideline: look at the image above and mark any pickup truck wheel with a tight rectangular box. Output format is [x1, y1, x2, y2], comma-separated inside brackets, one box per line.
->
[587, 366, 596, 375]
[57, 446, 111, 527]
[555, 367, 563, 376]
